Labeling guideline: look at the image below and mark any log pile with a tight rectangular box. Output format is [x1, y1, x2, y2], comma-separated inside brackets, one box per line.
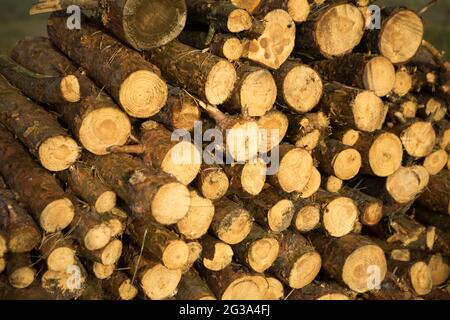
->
[0, 0, 448, 300]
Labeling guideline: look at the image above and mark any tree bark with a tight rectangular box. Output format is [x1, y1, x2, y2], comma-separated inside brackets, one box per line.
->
[176, 269, 216, 300]
[417, 169, 450, 215]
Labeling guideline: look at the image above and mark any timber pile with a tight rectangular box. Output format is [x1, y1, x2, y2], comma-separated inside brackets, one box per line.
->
[0, 0, 448, 300]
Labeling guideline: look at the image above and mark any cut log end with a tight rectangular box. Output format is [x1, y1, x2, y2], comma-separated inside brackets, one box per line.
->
[9, 227, 41, 254]
[352, 91, 386, 132]
[288, 0, 311, 23]
[230, 0, 261, 13]
[289, 252, 322, 289]
[342, 245, 387, 293]
[424, 98, 446, 122]
[162, 240, 189, 270]
[428, 254, 450, 286]
[226, 120, 260, 162]
[205, 60, 237, 105]
[315, 4, 365, 57]
[283, 64, 323, 113]
[47, 247, 75, 272]
[387, 166, 429, 203]
[119, 70, 168, 118]
[222, 275, 268, 300]
[9, 267, 36, 289]
[217, 210, 253, 245]
[278, 148, 314, 193]
[121, 0, 186, 49]
[323, 197, 359, 237]
[199, 170, 229, 201]
[161, 141, 201, 185]
[400, 122, 436, 158]
[379, 10, 424, 64]
[268, 199, 295, 233]
[369, 132, 403, 177]
[360, 201, 384, 226]
[241, 69, 277, 117]
[332, 148, 361, 180]
[341, 129, 360, 146]
[93, 262, 115, 280]
[410, 261, 433, 296]
[119, 279, 138, 300]
[38, 136, 80, 172]
[40, 198, 75, 233]
[100, 239, 123, 266]
[60, 75, 80, 103]
[228, 9, 252, 33]
[294, 205, 321, 232]
[248, 238, 280, 273]
[298, 167, 321, 198]
[0, 235, 7, 257]
[393, 70, 412, 97]
[362, 56, 395, 97]
[94, 191, 117, 214]
[423, 149, 449, 175]
[222, 37, 244, 61]
[79, 107, 131, 156]
[0, 258, 5, 273]
[241, 159, 267, 196]
[265, 277, 284, 300]
[84, 224, 112, 251]
[141, 264, 181, 300]
[203, 242, 233, 271]
[325, 176, 343, 193]
[151, 182, 190, 225]
[257, 110, 289, 153]
[177, 191, 214, 240]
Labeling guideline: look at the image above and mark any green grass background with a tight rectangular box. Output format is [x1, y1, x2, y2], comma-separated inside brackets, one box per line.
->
[0, 0, 449, 58]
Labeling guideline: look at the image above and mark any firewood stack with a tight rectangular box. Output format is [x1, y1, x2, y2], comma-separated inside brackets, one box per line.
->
[0, 0, 448, 300]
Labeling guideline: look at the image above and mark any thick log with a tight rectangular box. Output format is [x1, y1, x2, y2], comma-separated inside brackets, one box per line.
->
[48, 13, 167, 118]
[257, 110, 289, 153]
[232, 223, 280, 273]
[243, 9, 296, 69]
[110, 120, 201, 185]
[294, 3, 365, 59]
[0, 189, 41, 253]
[148, 40, 236, 105]
[313, 139, 362, 180]
[0, 125, 75, 233]
[309, 233, 387, 293]
[287, 112, 330, 151]
[201, 234, 233, 271]
[270, 230, 321, 289]
[210, 197, 253, 245]
[422, 148, 448, 175]
[292, 198, 321, 233]
[11, 37, 131, 155]
[0, 76, 80, 171]
[86, 153, 190, 225]
[176, 269, 216, 300]
[268, 144, 314, 193]
[178, 31, 244, 61]
[224, 159, 267, 198]
[40, 232, 76, 272]
[196, 165, 229, 201]
[0, 55, 80, 104]
[59, 163, 116, 214]
[357, 8, 424, 64]
[388, 259, 433, 296]
[6, 253, 36, 289]
[223, 63, 276, 117]
[417, 169, 450, 215]
[274, 60, 323, 113]
[319, 82, 387, 133]
[199, 263, 269, 300]
[102, 271, 138, 300]
[176, 190, 215, 240]
[339, 186, 383, 226]
[152, 87, 201, 132]
[237, 187, 294, 233]
[128, 216, 189, 270]
[122, 244, 181, 300]
[30, 0, 186, 50]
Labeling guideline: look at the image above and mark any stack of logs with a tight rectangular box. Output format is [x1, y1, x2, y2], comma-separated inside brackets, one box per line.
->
[0, 0, 449, 300]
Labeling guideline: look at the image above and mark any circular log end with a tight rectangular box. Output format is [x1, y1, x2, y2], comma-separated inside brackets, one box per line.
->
[360, 201, 383, 226]
[93, 262, 115, 280]
[226, 120, 260, 162]
[161, 141, 201, 185]
[79, 107, 131, 156]
[325, 175, 343, 193]
[84, 223, 112, 251]
[401, 122, 436, 158]
[428, 254, 450, 286]
[289, 252, 322, 289]
[119, 279, 138, 300]
[60, 75, 80, 103]
[47, 247, 76, 272]
[217, 209, 253, 245]
[119, 70, 168, 118]
[38, 136, 80, 172]
[8, 227, 41, 253]
[265, 277, 284, 300]
[40, 198, 75, 233]
[323, 197, 358, 237]
[241, 69, 276, 117]
[100, 239, 123, 266]
[257, 110, 289, 153]
[410, 261, 433, 296]
[205, 60, 237, 105]
[248, 237, 280, 273]
[162, 240, 189, 270]
[363, 56, 396, 97]
[386, 166, 428, 203]
[177, 191, 214, 240]
[288, 0, 311, 23]
[203, 242, 233, 271]
[222, 275, 269, 300]
[352, 91, 386, 132]
[241, 158, 267, 196]
[379, 9, 424, 64]
[315, 3, 365, 58]
[295, 205, 321, 232]
[369, 132, 403, 177]
[228, 9, 252, 33]
[93, 191, 117, 215]
[9, 267, 36, 289]
[278, 148, 313, 193]
[268, 199, 295, 233]
[141, 264, 181, 300]
[151, 182, 191, 225]
[393, 69, 412, 97]
[342, 244, 387, 293]
[424, 149, 449, 175]
[199, 170, 229, 201]
[341, 129, 360, 146]
[223, 37, 244, 61]
[332, 148, 362, 180]
[299, 167, 321, 198]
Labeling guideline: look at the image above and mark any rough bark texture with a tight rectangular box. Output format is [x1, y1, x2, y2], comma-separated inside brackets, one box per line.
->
[176, 269, 216, 300]
[417, 169, 450, 215]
